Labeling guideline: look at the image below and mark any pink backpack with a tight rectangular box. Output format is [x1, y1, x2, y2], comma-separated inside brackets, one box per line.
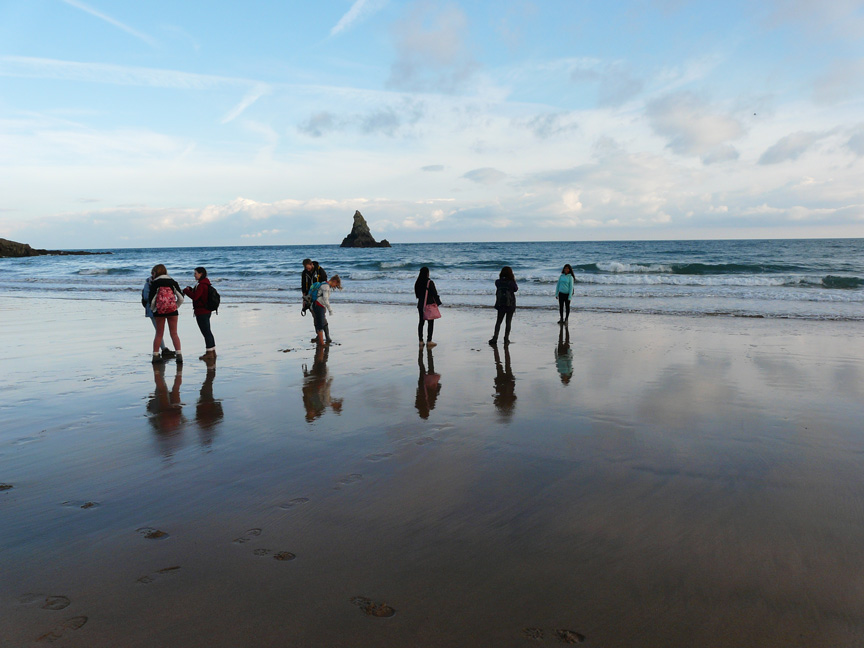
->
[154, 286, 178, 314]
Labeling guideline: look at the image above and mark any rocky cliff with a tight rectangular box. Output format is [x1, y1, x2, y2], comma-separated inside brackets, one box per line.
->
[0, 238, 110, 258]
[340, 211, 391, 248]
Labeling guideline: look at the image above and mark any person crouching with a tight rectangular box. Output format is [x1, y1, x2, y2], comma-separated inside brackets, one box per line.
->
[312, 275, 342, 345]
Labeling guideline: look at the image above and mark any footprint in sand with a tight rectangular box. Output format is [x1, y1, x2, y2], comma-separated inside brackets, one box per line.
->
[136, 566, 181, 584]
[253, 549, 296, 561]
[136, 527, 169, 540]
[232, 528, 263, 544]
[0, 483, 13, 491]
[334, 474, 363, 489]
[555, 629, 586, 644]
[62, 500, 100, 509]
[18, 594, 71, 610]
[350, 596, 396, 618]
[278, 497, 310, 510]
[36, 616, 88, 643]
[522, 627, 544, 640]
[365, 452, 393, 462]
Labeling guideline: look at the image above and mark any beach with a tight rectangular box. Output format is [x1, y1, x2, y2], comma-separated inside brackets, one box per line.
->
[2, 296, 864, 647]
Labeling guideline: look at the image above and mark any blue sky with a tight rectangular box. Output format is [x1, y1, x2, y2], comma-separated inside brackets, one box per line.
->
[1, 0, 863, 247]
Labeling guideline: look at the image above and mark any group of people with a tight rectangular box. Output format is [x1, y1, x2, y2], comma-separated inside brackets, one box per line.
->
[143, 264, 216, 364]
[144, 259, 580, 360]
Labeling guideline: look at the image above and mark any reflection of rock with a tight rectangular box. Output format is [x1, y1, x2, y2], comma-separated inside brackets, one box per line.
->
[0, 237, 110, 257]
[340, 211, 391, 248]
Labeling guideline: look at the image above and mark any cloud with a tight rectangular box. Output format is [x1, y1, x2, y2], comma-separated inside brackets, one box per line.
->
[422, 165, 444, 172]
[360, 108, 401, 135]
[220, 85, 271, 124]
[387, 2, 477, 93]
[297, 111, 338, 137]
[847, 127, 864, 156]
[702, 144, 740, 165]
[646, 92, 745, 163]
[571, 61, 644, 107]
[813, 58, 864, 104]
[522, 112, 578, 139]
[59, 0, 157, 48]
[330, 0, 388, 36]
[758, 131, 823, 164]
[0, 56, 253, 90]
[463, 168, 507, 185]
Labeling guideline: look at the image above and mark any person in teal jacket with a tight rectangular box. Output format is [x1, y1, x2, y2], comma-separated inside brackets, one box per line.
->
[556, 264, 575, 323]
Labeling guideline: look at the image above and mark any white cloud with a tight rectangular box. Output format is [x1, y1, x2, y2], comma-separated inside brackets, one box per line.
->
[330, 0, 388, 36]
[221, 85, 271, 124]
[463, 168, 507, 185]
[758, 131, 824, 164]
[59, 0, 157, 48]
[646, 92, 745, 163]
[387, 2, 477, 93]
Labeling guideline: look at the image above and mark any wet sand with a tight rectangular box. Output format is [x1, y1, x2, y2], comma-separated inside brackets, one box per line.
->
[1, 296, 864, 647]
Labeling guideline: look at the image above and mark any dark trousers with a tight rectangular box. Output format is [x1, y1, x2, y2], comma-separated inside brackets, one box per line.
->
[418, 307, 434, 341]
[195, 314, 215, 349]
[492, 309, 514, 342]
[558, 292, 571, 319]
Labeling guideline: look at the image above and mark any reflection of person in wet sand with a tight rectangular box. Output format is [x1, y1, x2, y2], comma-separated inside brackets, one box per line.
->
[302, 345, 343, 422]
[196, 357, 224, 446]
[147, 363, 185, 453]
[555, 323, 573, 385]
[492, 344, 517, 418]
[415, 346, 442, 419]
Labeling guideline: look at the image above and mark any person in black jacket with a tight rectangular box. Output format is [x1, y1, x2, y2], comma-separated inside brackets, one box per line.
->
[489, 266, 518, 346]
[414, 266, 442, 347]
[148, 264, 184, 364]
[301, 259, 327, 341]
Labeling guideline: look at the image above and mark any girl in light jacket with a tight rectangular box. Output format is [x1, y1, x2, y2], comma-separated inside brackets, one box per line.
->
[556, 264, 575, 323]
[312, 275, 342, 345]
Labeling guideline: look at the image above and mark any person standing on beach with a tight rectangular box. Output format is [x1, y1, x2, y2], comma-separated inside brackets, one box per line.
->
[311, 275, 342, 345]
[148, 264, 184, 364]
[142, 270, 176, 359]
[489, 266, 518, 345]
[183, 266, 217, 361]
[301, 259, 327, 341]
[556, 264, 575, 323]
[414, 266, 442, 348]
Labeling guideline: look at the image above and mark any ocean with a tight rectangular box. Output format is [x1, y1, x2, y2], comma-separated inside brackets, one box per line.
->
[2, 239, 864, 320]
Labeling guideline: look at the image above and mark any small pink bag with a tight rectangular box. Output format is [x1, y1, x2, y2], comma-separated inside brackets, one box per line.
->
[423, 281, 441, 320]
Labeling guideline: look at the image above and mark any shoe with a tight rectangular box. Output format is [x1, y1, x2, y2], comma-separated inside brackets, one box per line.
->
[426, 341, 437, 348]
[419, 339, 425, 346]
[325, 339, 332, 345]
[161, 349, 176, 358]
[557, 319, 564, 324]
[176, 353, 184, 365]
[488, 338, 497, 345]
[151, 354, 163, 364]
[310, 337, 319, 343]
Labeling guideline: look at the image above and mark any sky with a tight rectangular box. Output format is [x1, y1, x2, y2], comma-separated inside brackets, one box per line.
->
[1, 0, 864, 247]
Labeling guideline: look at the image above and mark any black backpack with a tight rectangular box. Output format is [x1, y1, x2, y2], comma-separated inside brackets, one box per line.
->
[496, 284, 515, 310]
[206, 284, 221, 313]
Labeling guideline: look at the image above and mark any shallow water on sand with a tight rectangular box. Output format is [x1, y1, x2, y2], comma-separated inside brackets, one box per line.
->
[1, 298, 864, 647]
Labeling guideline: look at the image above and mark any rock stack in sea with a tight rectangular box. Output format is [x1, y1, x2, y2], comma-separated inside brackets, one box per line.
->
[0, 238, 110, 258]
[340, 211, 391, 248]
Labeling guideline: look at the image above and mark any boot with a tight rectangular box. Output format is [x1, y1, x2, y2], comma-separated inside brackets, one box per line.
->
[323, 325, 332, 344]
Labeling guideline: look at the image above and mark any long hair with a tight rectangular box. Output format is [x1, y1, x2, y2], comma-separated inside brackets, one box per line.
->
[417, 266, 430, 283]
[152, 264, 167, 277]
[195, 266, 208, 278]
[499, 266, 515, 281]
[329, 274, 342, 290]
[561, 264, 572, 275]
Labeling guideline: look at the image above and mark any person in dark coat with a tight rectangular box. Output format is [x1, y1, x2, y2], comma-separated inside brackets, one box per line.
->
[414, 266, 442, 347]
[489, 266, 518, 346]
[183, 266, 216, 361]
[301, 258, 327, 341]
